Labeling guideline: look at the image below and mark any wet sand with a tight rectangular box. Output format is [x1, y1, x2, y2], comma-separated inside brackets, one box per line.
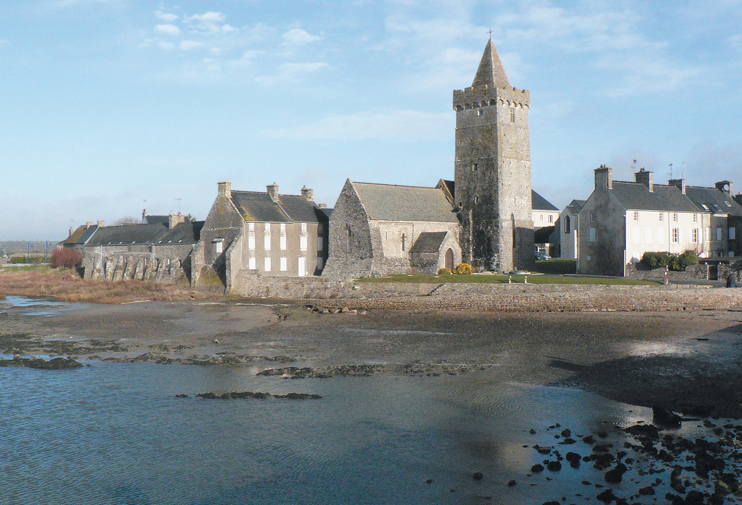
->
[2, 296, 742, 417]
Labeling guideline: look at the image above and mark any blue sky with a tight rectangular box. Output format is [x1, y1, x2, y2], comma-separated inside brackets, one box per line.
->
[2, 0, 742, 240]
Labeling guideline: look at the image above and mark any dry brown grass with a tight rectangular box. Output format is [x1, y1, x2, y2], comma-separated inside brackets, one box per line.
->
[0, 266, 220, 304]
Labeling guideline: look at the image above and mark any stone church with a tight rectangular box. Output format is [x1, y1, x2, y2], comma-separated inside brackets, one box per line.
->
[323, 39, 535, 277]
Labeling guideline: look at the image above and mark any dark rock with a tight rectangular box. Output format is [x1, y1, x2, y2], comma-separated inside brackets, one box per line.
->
[565, 452, 581, 462]
[425, 479, 432, 484]
[175, 394, 189, 398]
[472, 472, 483, 480]
[560, 438, 577, 445]
[624, 424, 660, 439]
[596, 489, 617, 503]
[582, 435, 596, 444]
[531, 464, 544, 473]
[507, 480, 516, 487]
[653, 406, 682, 429]
[546, 461, 561, 472]
[685, 490, 706, 505]
[529, 428, 536, 434]
[638, 486, 655, 495]
[561, 429, 571, 437]
[605, 463, 627, 484]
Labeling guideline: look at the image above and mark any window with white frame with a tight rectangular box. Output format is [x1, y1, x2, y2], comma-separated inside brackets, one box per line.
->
[705, 228, 711, 242]
[248, 257, 256, 270]
[645, 227, 652, 244]
[264, 257, 271, 272]
[213, 239, 223, 254]
[693, 214, 697, 223]
[657, 228, 665, 244]
[672, 228, 679, 243]
[692, 229, 699, 243]
[280, 257, 287, 271]
[548, 215, 553, 223]
[264, 224, 271, 250]
[300, 235, 308, 252]
[590, 213, 596, 223]
[301, 223, 307, 233]
[279, 235, 287, 251]
[633, 227, 640, 244]
[589, 228, 596, 242]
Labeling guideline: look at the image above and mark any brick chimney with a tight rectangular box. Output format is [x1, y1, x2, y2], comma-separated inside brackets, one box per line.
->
[142, 209, 148, 223]
[716, 181, 733, 194]
[301, 185, 314, 201]
[267, 183, 279, 202]
[218, 181, 232, 199]
[635, 169, 653, 193]
[97, 221, 105, 228]
[594, 165, 613, 191]
[668, 178, 686, 195]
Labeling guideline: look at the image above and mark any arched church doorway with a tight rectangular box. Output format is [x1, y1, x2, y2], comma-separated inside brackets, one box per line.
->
[445, 248, 454, 270]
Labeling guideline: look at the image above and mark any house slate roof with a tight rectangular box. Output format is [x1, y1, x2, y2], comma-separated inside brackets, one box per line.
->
[532, 190, 558, 211]
[143, 215, 169, 225]
[352, 181, 459, 223]
[565, 199, 586, 214]
[608, 182, 700, 213]
[155, 221, 204, 245]
[74, 225, 99, 245]
[686, 187, 742, 216]
[409, 232, 448, 254]
[62, 225, 90, 245]
[86, 223, 169, 246]
[229, 191, 328, 223]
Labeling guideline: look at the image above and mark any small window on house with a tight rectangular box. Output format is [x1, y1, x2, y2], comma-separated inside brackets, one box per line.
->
[633, 211, 639, 221]
[317, 256, 324, 270]
[659, 213, 663, 222]
[317, 237, 323, 251]
[401, 233, 406, 252]
[477, 109, 484, 116]
[280, 257, 287, 271]
[730, 227, 736, 240]
[318, 224, 323, 234]
[673, 213, 678, 222]
[248, 222, 255, 232]
[301, 223, 307, 233]
[672, 228, 679, 243]
[564, 216, 571, 234]
[213, 239, 223, 254]
[472, 163, 478, 171]
[248, 257, 256, 270]
[717, 227, 723, 241]
[589, 228, 596, 242]
[692, 229, 699, 243]
[725, 201, 732, 208]
[474, 196, 479, 204]
[264, 257, 271, 272]
[510, 107, 515, 122]
[458, 202, 462, 208]
[300, 235, 308, 252]
[589, 213, 596, 223]
[548, 215, 553, 223]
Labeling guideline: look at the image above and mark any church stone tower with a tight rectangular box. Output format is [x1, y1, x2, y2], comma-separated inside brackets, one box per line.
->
[453, 39, 534, 272]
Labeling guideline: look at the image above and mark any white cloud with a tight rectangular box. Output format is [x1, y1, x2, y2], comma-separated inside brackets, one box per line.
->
[156, 11, 179, 22]
[155, 24, 180, 36]
[261, 110, 450, 141]
[158, 41, 176, 51]
[282, 28, 322, 45]
[183, 11, 236, 33]
[186, 12, 226, 24]
[179, 41, 202, 51]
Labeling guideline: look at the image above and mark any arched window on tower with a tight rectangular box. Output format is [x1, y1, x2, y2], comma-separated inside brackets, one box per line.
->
[510, 107, 516, 122]
[564, 216, 571, 234]
[401, 233, 406, 252]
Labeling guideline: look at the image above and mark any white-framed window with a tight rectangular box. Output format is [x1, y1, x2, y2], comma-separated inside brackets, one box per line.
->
[248, 257, 256, 270]
[633, 211, 639, 221]
[298, 257, 306, 277]
[590, 213, 596, 223]
[657, 228, 665, 244]
[692, 229, 699, 243]
[248, 234, 255, 250]
[280, 257, 287, 271]
[731, 227, 737, 240]
[633, 227, 640, 244]
[280, 235, 287, 251]
[672, 228, 679, 243]
[705, 227, 711, 242]
[264, 257, 271, 272]
[673, 213, 678, 222]
[248, 222, 255, 232]
[317, 237, 323, 251]
[264, 225, 271, 250]
[317, 256, 324, 270]
[301, 223, 307, 233]
[280, 223, 286, 234]
[589, 228, 596, 242]
[213, 239, 223, 254]
[300, 235, 308, 252]
[645, 227, 652, 244]
[717, 227, 723, 241]
[548, 215, 553, 223]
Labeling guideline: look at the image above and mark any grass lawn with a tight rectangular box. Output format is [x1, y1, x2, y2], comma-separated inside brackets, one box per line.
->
[357, 273, 660, 286]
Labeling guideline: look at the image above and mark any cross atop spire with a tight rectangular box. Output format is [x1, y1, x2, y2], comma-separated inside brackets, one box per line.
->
[472, 39, 510, 89]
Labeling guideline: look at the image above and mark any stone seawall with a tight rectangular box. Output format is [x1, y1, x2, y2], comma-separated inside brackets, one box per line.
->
[230, 277, 742, 313]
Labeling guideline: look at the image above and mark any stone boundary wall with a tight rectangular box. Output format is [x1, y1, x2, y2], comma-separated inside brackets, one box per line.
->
[230, 277, 742, 313]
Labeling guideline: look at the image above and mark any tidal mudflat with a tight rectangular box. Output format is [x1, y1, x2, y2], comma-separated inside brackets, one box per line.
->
[2, 296, 742, 504]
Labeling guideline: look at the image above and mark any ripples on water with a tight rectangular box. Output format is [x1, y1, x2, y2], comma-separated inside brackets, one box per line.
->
[0, 359, 657, 505]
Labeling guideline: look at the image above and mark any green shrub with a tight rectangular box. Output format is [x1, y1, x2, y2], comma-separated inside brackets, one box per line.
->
[453, 263, 472, 275]
[641, 250, 699, 271]
[9, 254, 44, 264]
[437, 268, 452, 275]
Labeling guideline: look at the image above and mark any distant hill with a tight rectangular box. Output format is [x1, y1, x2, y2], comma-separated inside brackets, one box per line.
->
[0, 241, 59, 258]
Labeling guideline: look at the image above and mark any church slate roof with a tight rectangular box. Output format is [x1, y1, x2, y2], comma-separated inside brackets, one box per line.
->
[472, 39, 511, 89]
[352, 181, 459, 223]
[143, 215, 169, 226]
[608, 182, 700, 213]
[155, 221, 204, 245]
[229, 191, 327, 223]
[565, 199, 586, 214]
[409, 232, 448, 254]
[686, 187, 742, 216]
[87, 223, 169, 246]
[532, 190, 558, 211]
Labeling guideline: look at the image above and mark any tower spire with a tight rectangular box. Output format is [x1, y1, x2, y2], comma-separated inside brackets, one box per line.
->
[472, 39, 510, 89]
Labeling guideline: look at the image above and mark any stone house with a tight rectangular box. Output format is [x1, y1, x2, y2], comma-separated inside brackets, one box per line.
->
[192, 182, 329, 291]
[79, 213, 203, 282]
[321, 179, 461, 278]
[558, 199, 585, 260]
[578, 166, 742, 276]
